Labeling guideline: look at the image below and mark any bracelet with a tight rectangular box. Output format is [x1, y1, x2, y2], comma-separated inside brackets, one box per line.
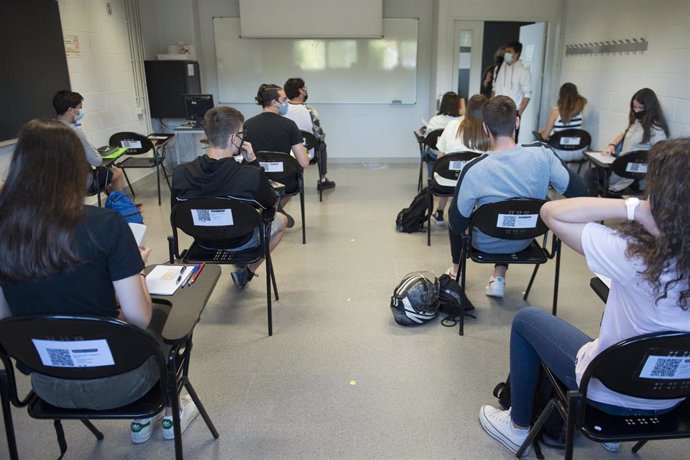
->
[608, 143, 617, 147]
[139, 272, 146, 278]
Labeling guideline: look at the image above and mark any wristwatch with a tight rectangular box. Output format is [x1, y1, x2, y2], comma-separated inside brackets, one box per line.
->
[625, 197, 640, 221]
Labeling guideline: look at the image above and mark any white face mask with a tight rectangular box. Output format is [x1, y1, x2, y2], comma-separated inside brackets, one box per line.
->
[503, 53, 514, 65]
[74, 108, 85, 121]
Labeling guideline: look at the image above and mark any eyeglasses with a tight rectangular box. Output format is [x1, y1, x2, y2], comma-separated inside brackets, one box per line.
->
[234, 131, 245, 142]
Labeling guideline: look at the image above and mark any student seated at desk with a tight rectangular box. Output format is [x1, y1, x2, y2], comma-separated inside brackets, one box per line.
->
[479, 138, 690, 456]
[0, 120, 198, 445]
[587, 88, 669, 195]
[53, 90, 125, 195]
[171, 106, 287, 289]
[538, 82, 587, 162]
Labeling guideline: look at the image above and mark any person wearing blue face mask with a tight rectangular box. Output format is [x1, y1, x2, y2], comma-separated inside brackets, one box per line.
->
[492, 41, 532, 141]
[53, 90, 125, 194]
[244, 84, 310, 227]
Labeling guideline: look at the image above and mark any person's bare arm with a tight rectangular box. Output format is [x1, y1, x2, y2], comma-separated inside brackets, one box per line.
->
[113, 246, 152, 329]
[540, 197, 658, 254]
[603, 132, 625, 156]
[292, 143, 310, 168]
[539, 108, 558, 139]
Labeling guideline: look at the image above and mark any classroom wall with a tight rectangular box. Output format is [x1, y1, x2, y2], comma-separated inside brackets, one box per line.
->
[557, 0, 690, 149]
[140, 0, 436, 161]
[0, 0, 151, 185]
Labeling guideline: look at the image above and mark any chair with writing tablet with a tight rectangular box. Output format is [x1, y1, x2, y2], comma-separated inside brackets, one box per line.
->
[417, 128, 444, 192]
[547, 128, 592, 173]
[300, 130, 325, 202]
[169, 197, 278, 336]
[426, 151, 481, 246]
[255, 151, 306, 244]
[517, 330, 690, 459]
[0, 314, 218, 460]
[594, 150, 648, 198]
[110, 132, 171, 205]
[456, 198, 561, 335]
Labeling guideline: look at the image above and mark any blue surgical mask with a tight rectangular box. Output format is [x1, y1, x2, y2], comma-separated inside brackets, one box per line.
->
[503, 53, 514, 65]
[74, 108, 85, 121]
[279, 101, 289, 116]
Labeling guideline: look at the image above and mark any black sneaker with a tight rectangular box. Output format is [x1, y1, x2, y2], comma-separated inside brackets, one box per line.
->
[432, 210, 445, 226]
[278, 210, 295, 228]
[317, 178, 336, 191]
[231, 267, 255, 289]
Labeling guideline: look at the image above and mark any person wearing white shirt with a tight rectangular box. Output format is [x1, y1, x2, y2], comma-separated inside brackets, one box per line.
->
[492, 41, 532, 139]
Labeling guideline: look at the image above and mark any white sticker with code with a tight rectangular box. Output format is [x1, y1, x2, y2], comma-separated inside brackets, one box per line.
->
[192, 208, 234, 226]
[32, 339, 114, 367]
[497, 214, 539, 229]
[259, 161, 285, 172]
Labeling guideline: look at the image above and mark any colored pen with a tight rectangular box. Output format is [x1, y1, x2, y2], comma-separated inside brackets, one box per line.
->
[176, 265, 188, 284]
[179, 265, 197, 288]
[184, 264, 201, 287]
[190, 262, 206, 285]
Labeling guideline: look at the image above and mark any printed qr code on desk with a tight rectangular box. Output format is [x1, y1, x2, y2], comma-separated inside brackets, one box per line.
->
[47, 348, 74, 367]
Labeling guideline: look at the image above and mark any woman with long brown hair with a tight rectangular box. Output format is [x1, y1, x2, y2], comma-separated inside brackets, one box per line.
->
[479, 138, 690, 456]
[539, 82, 588, 161]
[0, 120, 197, 444]
[431, 94, 490, 228]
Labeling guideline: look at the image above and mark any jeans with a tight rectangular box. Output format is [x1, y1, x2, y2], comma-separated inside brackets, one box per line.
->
[424, 147, 438, 178]
[509, 307, 592, 427]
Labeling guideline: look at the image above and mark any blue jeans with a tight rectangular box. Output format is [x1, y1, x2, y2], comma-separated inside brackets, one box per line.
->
[509, 307, 592, 427]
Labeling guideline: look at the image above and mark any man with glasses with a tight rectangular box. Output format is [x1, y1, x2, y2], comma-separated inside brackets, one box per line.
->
[171, 106, 287, 289]
[283, 77, 335, 191]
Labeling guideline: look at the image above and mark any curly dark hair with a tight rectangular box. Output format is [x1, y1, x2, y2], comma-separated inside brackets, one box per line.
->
[617, 138, 690, 309]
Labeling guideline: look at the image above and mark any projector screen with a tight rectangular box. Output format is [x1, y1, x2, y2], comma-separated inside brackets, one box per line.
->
[214, 18, 418, 104]
[238, 0, 382, 38]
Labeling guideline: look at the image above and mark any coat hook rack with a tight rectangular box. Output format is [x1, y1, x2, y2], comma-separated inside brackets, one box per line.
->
[565, 37, 648, 56]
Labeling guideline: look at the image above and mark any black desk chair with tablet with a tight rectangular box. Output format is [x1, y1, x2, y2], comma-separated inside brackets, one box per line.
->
[300, 130, 325, 202]
[417, 128, 444, 192]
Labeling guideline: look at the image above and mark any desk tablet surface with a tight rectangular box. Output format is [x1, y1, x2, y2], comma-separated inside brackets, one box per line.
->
[100, 146, 128, 160]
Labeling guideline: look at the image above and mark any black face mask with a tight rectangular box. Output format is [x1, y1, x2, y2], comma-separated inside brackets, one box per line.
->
[303, 92, 308, 102]
[634, 110, 646, 120]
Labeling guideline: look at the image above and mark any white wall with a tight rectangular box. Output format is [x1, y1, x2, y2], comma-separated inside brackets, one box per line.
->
[558, 0, 690, 149]
[140, 0, 436, 161]
[0, 0, 151, 184]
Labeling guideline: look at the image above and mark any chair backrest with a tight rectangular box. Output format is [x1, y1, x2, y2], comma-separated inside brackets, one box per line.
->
[611, 149, 648, 180]
[413, 130, 425, 144]
[108, 132, 154, 155]
[471, 198, 548, 240]
[581, 331, 690, 400]
[431, 151, 482, 194]
[171, 197, 262, 251]
[255, 151, 302, 194]
[548, 128, 591, 151]
[424, 129, 444, 150]
[0, 315, 164, 380]
[299, 130, 320, 165]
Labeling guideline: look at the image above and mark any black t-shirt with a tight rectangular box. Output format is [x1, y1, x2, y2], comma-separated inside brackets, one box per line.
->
[244, 112, 303, 154]
[3, 206, 144, 317]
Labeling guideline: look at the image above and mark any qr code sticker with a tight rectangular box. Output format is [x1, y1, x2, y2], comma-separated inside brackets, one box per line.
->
[502, 215, 516, 227]
[47, 348, 74, 367]
[626, 162, 648, 173]
[196, 209, 211, 223]
[650, 358, 681, 377]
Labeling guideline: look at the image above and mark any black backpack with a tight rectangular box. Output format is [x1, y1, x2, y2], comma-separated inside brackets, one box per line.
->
[493, 371, 566, 449]
[396, 187, 430, 233]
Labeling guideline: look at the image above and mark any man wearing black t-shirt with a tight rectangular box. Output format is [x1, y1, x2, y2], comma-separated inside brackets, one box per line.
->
[172, 106, 287, 289]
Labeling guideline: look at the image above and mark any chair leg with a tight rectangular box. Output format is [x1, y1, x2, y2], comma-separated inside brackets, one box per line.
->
[183, 380, 219, 439]
[155, 161, 162, 206]
[53, 419, 68, 459]
[0, 374, 19, 460]
[524, 264, 540, 301]
[80, 419, 104, 440]
[161, 157, 172, 190]
[552, 245, 561, 316]
[418, 159, 423, 192]
[517, 399, 559, 458]
[300, 183, 306, 245]
[632, 440, 647, 453]
[268, 256, 279, 301]
[458, 244, 468, 336]
[169, 385, 183, 460]
[122, 168, 135, 198]
[265, 234, 274, 336]
[564, 393, 582, 460]
[427, 187, 432, 247]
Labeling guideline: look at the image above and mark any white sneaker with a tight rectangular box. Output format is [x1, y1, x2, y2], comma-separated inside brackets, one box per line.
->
[485, 276, 505, 298]
[163, 394, 199, 440]
[479, 405, 530, 456]
[130, 410, 164, 444]
[602, 442, 621, 452]
[445, 267, 458, 279]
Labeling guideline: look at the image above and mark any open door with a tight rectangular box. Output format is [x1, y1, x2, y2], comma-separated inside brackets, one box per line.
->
[517, 22, 547, 144]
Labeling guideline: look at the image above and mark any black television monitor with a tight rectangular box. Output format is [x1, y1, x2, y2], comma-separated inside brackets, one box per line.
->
[183, 94, 214, 122]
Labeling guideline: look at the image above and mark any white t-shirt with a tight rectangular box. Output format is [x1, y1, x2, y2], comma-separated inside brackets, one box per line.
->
[425, 114, 457, 136]
[437, 117, 479, 154]
[284, 103, 313, 133]
[578, 222, 690, 410]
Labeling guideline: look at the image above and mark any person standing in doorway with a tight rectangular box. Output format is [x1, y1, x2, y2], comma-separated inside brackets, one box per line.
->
[492, 41, 532, 141]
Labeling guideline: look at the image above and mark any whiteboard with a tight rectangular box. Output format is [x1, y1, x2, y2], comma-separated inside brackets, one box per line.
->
[213, 18, 418, 104]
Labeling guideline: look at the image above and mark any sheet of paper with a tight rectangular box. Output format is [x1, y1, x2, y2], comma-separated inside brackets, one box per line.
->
[128, 223, 147, 245]
[146, 265, 188, 295]
[584, 150, 615, 165]
[32, 339, 114, 367]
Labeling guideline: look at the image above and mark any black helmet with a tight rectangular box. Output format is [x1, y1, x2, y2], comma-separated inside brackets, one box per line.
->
[390, 271, 440, 326]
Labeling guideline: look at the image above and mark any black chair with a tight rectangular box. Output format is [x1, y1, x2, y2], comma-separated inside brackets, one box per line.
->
[86, 167, 108, 207]
[417, 129, 444, 192]
[594, 150, 648, 198]
[255, 151, 306, 244]
[517, 331, 690, 459]
[169, 197, 279, 336]
[110, 132, 171, 205]
[0, 314, 218, 460]
[457, 199, 561, 335]
[426, 151, 481, 246]
[300, 130, 326, 202]
[547, 128, 592, 173]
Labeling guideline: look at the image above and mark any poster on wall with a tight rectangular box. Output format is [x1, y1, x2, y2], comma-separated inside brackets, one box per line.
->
[64, 35, 80, 58]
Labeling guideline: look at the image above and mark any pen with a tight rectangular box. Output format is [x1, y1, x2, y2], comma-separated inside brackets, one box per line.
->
[190, 262, 206, 285]
[175, 265, 188, 284]
[179, 265, 197, 288]
[183, 264, 201, 288]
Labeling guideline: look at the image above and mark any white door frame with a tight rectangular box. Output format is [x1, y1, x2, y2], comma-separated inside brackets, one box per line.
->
[452, 20, 484, 100]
